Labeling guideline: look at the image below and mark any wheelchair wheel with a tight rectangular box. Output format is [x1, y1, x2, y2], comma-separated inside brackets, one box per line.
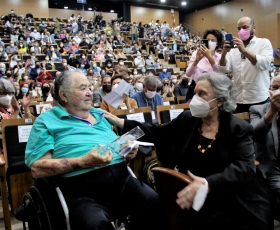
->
[21, 186, 52, 230]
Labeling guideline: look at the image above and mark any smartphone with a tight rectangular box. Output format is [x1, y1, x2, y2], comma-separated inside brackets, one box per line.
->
[225, 33, 234, 49]
[200, 39, 208, 48]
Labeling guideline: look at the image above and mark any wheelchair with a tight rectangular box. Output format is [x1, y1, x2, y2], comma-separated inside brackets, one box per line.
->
[17, 165, 136, 230]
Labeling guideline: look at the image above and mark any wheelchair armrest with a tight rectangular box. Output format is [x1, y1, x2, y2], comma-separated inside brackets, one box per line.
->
[0, 153, 5, 166]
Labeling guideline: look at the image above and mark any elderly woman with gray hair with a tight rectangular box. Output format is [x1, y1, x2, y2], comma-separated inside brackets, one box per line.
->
[105, 72, 274, 230]
[0, 78, 33, 120]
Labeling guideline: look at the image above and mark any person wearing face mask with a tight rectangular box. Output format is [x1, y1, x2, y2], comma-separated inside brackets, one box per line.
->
[145, 55, 155, 68]
[131, 75, 163, 123]
[47, 45, 62, 62]
[6, 41, 19, 54]
[32, 82, 42, 98]
[173, 74, 190, 103]
[104, 59, 115, 77]
[67, 54, 79, 67]
[9, 52, 19, 69]
[30, 28, 41, 39]
[41, 83, 51, 101]
[107, 72, 274, 230]
[186, 29, 223, 82]
[101, 76, 138, 112]
[42, 55, 55, 70]
[37, 68, 52, 84]
[79, 53, 90, 67]
[128, 75, 144, 97]
[134, 52, 145, 68]
[90, 61, 101, 76]
[219, 16, 273, 113]
[114, 58, 131, 78]
[78, 62, 88, 75]
[0, 79, 32, 124]
[159, 65, 171, 80]
[97, 76, 112, 98]
[18, 42, 27, 54]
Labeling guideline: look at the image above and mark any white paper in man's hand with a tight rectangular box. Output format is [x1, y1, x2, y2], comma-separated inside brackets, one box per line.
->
[103, 80, 133, 108]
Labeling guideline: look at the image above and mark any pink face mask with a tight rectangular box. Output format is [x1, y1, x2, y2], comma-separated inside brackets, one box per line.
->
[238, 28, 251, 41]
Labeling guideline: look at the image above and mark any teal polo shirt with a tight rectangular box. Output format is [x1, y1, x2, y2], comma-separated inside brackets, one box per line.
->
[25, 104, 124, 177]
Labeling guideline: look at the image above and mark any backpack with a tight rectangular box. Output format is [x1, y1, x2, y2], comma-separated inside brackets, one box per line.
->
[142, 157, 158, 189]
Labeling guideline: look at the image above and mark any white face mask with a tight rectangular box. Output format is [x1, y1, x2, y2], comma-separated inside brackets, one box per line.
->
[133, 71, 138, 75]
[112, 83, 119, 90]
[208, 41, 217, 51]
[0, 95, 12, 106]
[63, 62, 67, 66]
[145, 90, 156, 99]
[119, 62, 124, 66]
[172, 79, 177, 83]
[189, 95, 217, 118]
[163, 68, 167, 72]
[135, 82, 143, 91]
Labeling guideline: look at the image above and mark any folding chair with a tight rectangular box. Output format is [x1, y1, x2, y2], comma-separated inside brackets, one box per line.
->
[0, 118, 35, 230]
[152, 167, 191, 230]
[177, 95, 186, 104]
[163, 97, 175, 105]
[156, 104, 190, 125]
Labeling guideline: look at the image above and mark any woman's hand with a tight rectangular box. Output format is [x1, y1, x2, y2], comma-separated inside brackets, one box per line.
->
[125, 144, 139, 160]
[11, 95, 20, 111]
[176, 171, 209, 210]
[193, 48, 204, 66]
[22, 91, 33, 108]
[200, 44, 215, 65]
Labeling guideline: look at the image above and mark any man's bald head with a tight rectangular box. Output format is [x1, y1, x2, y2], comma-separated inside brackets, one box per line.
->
[237, 17, 254, 27]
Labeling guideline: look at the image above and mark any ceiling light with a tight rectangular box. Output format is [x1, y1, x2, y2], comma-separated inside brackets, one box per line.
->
[88, 8, 92, 10]
[182, 1, 186, 5]
[160, 0, 166, 2]
[110, 10, 114, 13]
[64, 6, 68, 9]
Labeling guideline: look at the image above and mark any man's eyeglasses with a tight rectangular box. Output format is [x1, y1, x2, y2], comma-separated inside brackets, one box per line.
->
[270, 85, 280, 90]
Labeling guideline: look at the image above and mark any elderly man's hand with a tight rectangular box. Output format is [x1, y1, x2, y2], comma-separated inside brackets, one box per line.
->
[125, 144, 139, 160]
[81, 147, 113, 168]
[176, 171, 209, 210]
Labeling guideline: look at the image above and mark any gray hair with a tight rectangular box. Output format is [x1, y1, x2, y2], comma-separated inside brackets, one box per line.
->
[0, 79, 15, 94]
[54, 70, 76, 105]
[143, 75, 159, 87]
[134, 75, 144, 83]
[196, 72, 236, 113]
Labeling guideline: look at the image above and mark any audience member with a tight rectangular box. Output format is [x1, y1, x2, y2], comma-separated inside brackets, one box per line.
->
[107, 72, 274, 230]
[219, 16, 273, 113]
[131, 75, 163, 123]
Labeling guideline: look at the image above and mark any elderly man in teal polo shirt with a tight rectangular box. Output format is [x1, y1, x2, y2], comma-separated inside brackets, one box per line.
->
[25, 70, 167, 230]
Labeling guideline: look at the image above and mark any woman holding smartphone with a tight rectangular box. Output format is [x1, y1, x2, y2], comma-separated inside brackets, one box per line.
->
[186, 29, 224, 82]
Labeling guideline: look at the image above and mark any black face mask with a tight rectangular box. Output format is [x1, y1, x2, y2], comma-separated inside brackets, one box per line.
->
[181, 78, 189, 87]
[43, 86, 50, 93]
[36, 64, 41, 68]
[102, 84, 111, 93]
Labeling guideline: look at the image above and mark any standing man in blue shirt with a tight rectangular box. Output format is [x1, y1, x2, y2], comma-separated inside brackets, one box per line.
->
[131, 75, 163, 123]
